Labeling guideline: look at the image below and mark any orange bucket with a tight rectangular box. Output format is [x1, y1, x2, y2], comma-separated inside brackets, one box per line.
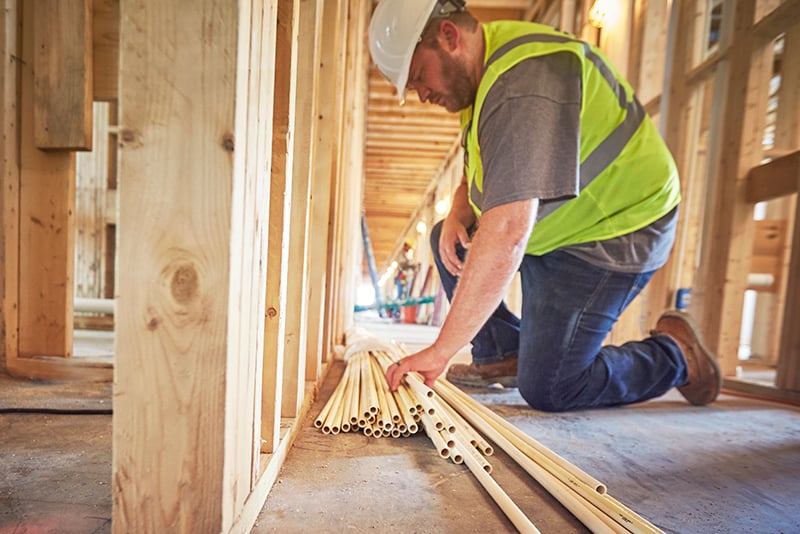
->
[401, 305, 417, 324]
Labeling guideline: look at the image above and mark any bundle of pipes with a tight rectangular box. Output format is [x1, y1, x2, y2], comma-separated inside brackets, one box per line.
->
[317, 335, 663, 534]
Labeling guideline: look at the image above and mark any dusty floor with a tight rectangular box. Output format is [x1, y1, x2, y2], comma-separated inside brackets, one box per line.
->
[1, 323, 799, 534]
[0, 374, 112, 534]
[253, 358, 800, 534]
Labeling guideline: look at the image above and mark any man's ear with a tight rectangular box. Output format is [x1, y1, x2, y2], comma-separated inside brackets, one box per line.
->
[438, 19, 460, 52]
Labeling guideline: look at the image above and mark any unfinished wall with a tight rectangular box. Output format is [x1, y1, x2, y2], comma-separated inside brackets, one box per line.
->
[1, 0, 363, 530]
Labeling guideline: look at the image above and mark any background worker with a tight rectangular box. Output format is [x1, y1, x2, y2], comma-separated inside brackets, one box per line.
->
[370, 0, 722, 412]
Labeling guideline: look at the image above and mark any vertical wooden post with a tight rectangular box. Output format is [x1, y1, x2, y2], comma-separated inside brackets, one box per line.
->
[310, 0, 347, 368]
[776, 180, 800, 390]
[263, 0, 296, 429]
[328, 0, 368, 348]
[17, 0, 75, 360]
[282, 0, 322, 394]
[1, 0, 20, 371]
[694, 0, 772, 375]
[755, 24, 800, 365]
[75, 102, 110, 299]
[114, 0, 277, 530]
[251, 1, 284, 453]
[641, 0, 692, 331]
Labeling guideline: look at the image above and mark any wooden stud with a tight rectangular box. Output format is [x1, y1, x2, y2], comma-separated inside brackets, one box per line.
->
[642, 0, 697, 329]
[33, 0, 93, 150]
[92, 0, 119, 101]
[17, 0, 75, 361]
[284, 0, 322, 386]
[269, 0, 298, 421]
[311, 0, 347, 367]
[761, 23, 800, 367]
[1, 0, 20, 371]
[776, 180, 800, 390]
[694, 0, 775, 376]
[75, 102, 110, 299]
[113, 0, 275, 530]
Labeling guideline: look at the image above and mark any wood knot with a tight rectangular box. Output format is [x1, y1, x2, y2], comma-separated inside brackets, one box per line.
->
[119, 128, 143, 148]
[267, 307, 278, 318]
[171, 263, 199, 305]
[221, 133, 235, 151]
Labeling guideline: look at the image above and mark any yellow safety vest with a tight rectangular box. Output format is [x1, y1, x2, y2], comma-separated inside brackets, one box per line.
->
[461, 21, 681, 255]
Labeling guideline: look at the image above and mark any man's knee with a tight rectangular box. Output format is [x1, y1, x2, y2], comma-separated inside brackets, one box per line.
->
[518, 378, 574, 413]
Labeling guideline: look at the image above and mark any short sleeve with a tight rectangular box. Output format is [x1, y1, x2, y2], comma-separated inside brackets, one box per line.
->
[477, 52, 582, 213]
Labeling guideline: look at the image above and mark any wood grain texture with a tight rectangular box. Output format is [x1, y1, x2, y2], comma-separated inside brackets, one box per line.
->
[305, 0, 346, 379]
[19, 0, 75, 359]
[92, 0, 119, 101]
[776, 190, 800, 390]
[33, 0, 92, 150]
[114, 0, 244, 531]
[282, 0, 321, 404]
[1, 0, 20, 370]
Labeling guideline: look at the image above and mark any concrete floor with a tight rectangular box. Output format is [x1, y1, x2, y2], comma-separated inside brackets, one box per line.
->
[253, 357, 800, 534]
[2, 323, 799, 533]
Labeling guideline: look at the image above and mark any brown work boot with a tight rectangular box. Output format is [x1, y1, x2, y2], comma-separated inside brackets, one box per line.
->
[653, 311, 722, 406]
[446, 357, 518, 388]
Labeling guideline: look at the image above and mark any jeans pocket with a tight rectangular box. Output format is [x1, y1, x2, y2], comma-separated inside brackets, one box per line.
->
[612, 270, 655, 317]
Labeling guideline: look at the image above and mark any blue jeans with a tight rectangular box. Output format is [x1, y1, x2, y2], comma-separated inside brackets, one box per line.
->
[430, 221, 688, 412]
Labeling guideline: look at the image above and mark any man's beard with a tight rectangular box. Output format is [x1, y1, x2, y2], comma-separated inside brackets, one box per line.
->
[437, 48, 476, 112]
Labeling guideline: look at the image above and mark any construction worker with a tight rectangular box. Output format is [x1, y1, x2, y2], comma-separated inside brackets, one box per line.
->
[372, 0, 722, 411]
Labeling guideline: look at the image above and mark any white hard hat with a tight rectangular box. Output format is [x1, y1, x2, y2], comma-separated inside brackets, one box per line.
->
[369, 0, 464, 103]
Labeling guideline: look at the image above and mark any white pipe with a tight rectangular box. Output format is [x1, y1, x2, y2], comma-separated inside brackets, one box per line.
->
[747, 273, 775, 288]
[74, 297, 115, 314]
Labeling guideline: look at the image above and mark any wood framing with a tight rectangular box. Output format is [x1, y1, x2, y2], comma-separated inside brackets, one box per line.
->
[93, 0, 119, 101]
[32, 0, 93, 150]
[776, 185, 800, 390]
[1, 0, 20, 372]
[113, 0, 278, 530]
[17, 0, 75, 361]
[316, 0, 349, 367]
[282, 0, 322, 398]
[75, 102, 110, 299]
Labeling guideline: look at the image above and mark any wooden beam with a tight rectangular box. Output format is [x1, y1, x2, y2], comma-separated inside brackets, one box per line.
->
[273, 0, 301, 420]
[745, 150, 800, 202]
[75, 102, 110, 299]
[33, 0, 93, 150]
[113, 0, 274, 530]
[305, 0, 345, 385]
[285, 0, 322, 386]
[752, 0, 800, 41]
[18, 0, 75, 361]
[643, 0, 695, 328]
[330, 0, 369, 346]
[694, 0, 771, 376]
[1, 0, 20, 372]
[776, 187, 800, 390]
[93, 0, 119, 101]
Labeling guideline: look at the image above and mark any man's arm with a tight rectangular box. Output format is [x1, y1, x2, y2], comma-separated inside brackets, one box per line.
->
[386, 197, 538, 389]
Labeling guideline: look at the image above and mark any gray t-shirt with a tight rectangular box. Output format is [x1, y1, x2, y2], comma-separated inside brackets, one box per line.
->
[475, 52, 676, 273]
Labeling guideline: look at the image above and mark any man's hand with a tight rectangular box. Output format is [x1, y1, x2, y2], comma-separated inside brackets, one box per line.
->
[439, 215, 471, 276]
[385, 346, 451, 390]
